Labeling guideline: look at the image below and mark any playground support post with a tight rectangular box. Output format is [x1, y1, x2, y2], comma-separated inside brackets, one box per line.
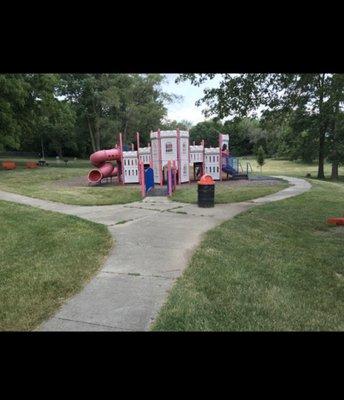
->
[136, 131, 140, 168]
[136, 132, 140, 153]
[177, 128, 181, 185]
[201, 139, 205, 177]
[157, 128, 163, 187]
[173, 160, 177, 191]
[148, 141, 153, 169]
[139, 160, 145, 198]
[187, 131, 191, 184]
[219, 133, 223, 181]
[167, 160, 172, 196]
[119, 132, 124, 184]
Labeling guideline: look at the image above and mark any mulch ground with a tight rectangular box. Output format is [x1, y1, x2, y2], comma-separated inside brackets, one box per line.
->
[53, 174, 282, 189]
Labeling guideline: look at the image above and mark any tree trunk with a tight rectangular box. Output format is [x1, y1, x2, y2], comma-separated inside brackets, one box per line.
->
[92, 100, 101, 150]
[87, 116, 96, 153]
[317, 74, 326, 180]
[317, 127, 326, 179]
[95, 121, 101, 151]
[331, 161, 339, 180]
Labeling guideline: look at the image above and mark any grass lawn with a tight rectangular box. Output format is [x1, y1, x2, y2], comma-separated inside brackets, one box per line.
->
[152, 180, 344, 331]
[0, 200, 112, 331]
[0, 156, 91, 168]
[241, 157, 344, 178]
[172, 181, 289, 204]
[0, 167, 141, 205]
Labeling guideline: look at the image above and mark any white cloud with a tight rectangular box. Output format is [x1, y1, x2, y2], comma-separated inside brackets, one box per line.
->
[161, 74, 222, 125]
[168, 105, 210, 124]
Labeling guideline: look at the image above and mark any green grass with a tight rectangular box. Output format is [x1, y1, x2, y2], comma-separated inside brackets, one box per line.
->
[152, 180, 344, 331]
[241, 157, 344, 178]
[0, 200, 112, 331]
[0, 168, 141, 205]
[172, 181, 289, 204]
[0, 156, 91, 168]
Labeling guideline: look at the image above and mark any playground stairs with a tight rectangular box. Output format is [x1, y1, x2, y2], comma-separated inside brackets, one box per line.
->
[146, 186, 168, 196]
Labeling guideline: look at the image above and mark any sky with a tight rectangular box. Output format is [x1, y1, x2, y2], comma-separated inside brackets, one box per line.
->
[160, 74, 223, 125]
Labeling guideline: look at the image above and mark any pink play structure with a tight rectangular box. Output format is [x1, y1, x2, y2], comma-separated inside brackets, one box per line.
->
[88, 148, 121, 184]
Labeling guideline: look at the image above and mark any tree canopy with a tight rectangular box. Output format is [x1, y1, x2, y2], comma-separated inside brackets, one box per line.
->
[0, 74, 175, 158]
[178, 73, 344, 178]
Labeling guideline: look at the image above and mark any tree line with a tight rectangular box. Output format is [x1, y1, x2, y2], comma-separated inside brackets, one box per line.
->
[0, 74, 176, 159]
[1, 73, 343, 179]
[179, 74, 344, 179]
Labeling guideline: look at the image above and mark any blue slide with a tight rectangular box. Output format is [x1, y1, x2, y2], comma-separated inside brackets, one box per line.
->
[222, 156, 237, 176]
[222, 164, 237, 176]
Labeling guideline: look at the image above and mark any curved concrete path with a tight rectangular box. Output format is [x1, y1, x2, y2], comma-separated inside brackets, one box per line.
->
[0, 176, 311, 331]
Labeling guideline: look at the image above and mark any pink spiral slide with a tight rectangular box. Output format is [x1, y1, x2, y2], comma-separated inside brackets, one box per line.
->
[87, 148, 121, 183]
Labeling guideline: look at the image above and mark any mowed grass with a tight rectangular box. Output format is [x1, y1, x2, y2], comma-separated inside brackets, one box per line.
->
[0, 200, 112, 331]
[0, 156, 91, 168]
[0, 167, 141, 205]
[172, 181, 289, 204]
[152, 180, 344, 331]
[241, 157, 344, 178]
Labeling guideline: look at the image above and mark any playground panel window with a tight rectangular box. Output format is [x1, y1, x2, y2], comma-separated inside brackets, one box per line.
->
[166, 142, 173, 153]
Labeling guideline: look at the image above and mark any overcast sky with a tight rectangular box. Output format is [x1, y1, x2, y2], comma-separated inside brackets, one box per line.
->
[160, 74, 223, 124]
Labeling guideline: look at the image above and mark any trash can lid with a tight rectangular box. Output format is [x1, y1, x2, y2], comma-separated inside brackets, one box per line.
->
[198, 174, 215, 185]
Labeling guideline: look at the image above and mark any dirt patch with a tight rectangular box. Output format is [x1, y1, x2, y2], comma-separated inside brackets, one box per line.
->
[52, 175, 91, 188]
[52, 174, 284, 190]
[51, 174, 141, 189]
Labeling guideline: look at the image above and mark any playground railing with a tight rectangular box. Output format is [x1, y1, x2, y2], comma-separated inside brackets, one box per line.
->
[246, 162, 253, 176]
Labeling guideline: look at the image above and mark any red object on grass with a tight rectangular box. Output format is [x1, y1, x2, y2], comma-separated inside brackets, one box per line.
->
[2, 161, 16, 170]
[327, 217, 344, 226]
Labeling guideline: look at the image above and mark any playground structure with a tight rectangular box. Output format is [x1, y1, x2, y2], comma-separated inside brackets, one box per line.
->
[87, 129, 250, 197]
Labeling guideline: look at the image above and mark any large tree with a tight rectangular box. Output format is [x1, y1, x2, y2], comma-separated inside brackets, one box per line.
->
[58, 74, 172, 151]
[177, 73, 344, 179]
[0, 74, 30, 151]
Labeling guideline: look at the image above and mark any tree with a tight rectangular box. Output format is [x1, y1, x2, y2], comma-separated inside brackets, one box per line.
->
[58, 74, 173, 151]
[160, 119, 193, 131]
[256, 145, 266, 173]
[177, 73, 344, 179]
[189, 119, 223, 147]
[0, 74, 30, 151]
[326, 74, 344, 179]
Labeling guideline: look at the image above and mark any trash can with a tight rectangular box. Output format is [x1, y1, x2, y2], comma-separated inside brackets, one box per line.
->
[198, 174, 215, 208]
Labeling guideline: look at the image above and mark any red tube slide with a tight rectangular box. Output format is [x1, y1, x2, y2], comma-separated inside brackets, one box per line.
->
[88, 148, 121, 183]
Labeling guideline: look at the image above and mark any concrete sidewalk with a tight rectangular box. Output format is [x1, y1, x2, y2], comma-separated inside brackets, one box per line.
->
[0, 176, 311, 331]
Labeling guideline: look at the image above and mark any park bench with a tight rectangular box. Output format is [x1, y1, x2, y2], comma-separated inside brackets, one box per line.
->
[2, 161, 16, 170]
[38, 160, 49, 166]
